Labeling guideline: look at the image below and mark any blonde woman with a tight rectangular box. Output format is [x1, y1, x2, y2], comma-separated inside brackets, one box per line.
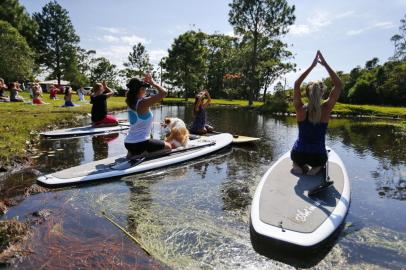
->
[291, 51, 342, 175]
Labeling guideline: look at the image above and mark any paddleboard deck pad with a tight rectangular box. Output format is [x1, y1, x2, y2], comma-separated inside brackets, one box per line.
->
[40, 124, 130, 137]
[250, 148, 350, 247]
[38, 133, 233, 185]
[190, 132, 260, 144]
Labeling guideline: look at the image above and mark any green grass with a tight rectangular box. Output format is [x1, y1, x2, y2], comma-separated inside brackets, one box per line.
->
[162, 97, 264, 107]
[0, 92, 127, 166]
[286, 102, 406, 118]
[1, 92, 405, 167]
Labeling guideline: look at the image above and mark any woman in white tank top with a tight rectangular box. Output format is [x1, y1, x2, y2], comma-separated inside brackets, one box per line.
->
[124, 74, 171, 159]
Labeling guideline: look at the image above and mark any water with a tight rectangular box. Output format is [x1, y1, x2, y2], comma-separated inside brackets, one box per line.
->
[1, 105, 405, 269]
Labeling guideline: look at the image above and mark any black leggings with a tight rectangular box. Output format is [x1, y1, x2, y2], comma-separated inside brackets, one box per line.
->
[291, 150, 327, 167]
[125, 139, 165, 155]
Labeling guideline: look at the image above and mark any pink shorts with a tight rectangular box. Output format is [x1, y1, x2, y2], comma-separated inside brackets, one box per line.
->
[94, 115, 118, 125]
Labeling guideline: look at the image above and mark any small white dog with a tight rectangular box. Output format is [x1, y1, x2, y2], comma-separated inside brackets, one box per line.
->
[163, 117, 189, 149]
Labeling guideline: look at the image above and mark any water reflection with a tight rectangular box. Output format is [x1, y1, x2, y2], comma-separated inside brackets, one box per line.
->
[2, 105, 405, 269]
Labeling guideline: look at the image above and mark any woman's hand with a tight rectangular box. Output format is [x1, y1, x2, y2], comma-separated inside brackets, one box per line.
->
[102, 80, 108, 89]
[317, 50, 327, 66]
[143, 73, 157, 86]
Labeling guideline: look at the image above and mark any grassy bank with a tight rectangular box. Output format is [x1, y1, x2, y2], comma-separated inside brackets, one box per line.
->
[0, 93, 127, 168]
[282, 102, 406, 118]
[1, 93, 405, 168]
[162, 97, 264, 107]
[0, 94, 262, 167]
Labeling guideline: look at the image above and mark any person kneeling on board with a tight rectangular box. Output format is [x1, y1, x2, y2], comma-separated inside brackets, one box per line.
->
[90, 81, 118, 127]
[124, 74, 171, 160]
[189, 90, 214, 135]
[291, 51, 342, 176]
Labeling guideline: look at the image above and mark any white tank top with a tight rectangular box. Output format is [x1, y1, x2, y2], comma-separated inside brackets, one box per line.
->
[124, 99, 153, 143]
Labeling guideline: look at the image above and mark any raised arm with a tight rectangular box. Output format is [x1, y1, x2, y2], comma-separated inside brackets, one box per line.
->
[140, 73, 167, 108]
[201, 90, 211, 108]
[293, 53, 318, 111]
[318, 51, 342, 112]
[102, 81, 114, 97]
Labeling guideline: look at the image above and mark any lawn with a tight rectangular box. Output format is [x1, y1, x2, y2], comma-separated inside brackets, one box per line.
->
[0, 93, 260, 167]
[1, 92, 405, 168]
[286, 102, 406, 118]
[162, 97, 264, 107]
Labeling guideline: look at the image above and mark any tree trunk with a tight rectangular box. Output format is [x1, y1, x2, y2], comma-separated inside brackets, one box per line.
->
[56, 39, 61, 85]
[248, 32, 259, 107]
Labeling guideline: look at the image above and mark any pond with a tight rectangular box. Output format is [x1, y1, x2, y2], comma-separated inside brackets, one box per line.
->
[2, 105, 405, 269]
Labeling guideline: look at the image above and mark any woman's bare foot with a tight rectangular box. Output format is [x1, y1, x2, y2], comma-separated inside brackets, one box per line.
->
[307, 166, 322, 176]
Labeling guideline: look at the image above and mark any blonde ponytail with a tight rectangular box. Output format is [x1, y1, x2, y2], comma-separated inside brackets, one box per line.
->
[306, 81, 324, 124]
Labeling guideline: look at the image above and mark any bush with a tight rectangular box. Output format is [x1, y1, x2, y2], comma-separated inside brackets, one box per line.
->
[262, 91, 288, 112]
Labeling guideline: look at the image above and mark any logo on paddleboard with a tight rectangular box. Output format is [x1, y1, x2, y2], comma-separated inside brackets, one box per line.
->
[295, 199, 322, 222]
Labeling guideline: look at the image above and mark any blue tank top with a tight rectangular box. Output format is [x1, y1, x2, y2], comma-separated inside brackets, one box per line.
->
[292, 112, 328, 154]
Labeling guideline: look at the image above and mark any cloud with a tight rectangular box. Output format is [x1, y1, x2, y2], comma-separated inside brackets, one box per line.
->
[98, 34, 149, 45]
[149, 49, 167, 64]
[346, 21, 396, 36]
[289, 24, 312, 35]
[99, 27, 127, 34]
[289, 9, 354, 36]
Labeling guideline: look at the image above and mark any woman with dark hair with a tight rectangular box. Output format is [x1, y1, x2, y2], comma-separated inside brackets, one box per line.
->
[63, 86, 75, 107]
[124, 73, 171, 159]
[189, 90, 213, 135]
[9, 82, 23, 102]
[90, 81, 118, 127]
[291, 51, 342, 175]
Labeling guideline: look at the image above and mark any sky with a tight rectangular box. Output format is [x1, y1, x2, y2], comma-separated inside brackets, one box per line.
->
[20, 0, 406, 88]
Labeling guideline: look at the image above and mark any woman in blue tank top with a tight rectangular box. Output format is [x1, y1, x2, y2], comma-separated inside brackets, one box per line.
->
[124, 74, 171, 159]
[291, 51, 342, 175]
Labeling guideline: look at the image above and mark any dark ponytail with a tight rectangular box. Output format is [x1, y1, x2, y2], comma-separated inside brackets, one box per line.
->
[126, 88, 141, 110]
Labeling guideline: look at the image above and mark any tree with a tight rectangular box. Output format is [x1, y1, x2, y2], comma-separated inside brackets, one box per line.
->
[0, 0, 38, 48]
[0, 20, 34, 81]
[365, 57, 379, 70]
[229, 0, 295, 105]
[90, 57, 119, 88]
[123, 43, 153, 79]
[163, 31, 208, 99]
[391, 14, 406, 61]
[33, 1, 80, 85]
[257, 38, 295, 102]
[206, 34, 237, 98]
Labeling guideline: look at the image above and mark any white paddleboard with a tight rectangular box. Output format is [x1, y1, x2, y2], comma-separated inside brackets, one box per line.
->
[37, 133, 233, 185]
[250, 148, 350, 247]
[231, 135, 260, 144]
[40, 124, 130, 137]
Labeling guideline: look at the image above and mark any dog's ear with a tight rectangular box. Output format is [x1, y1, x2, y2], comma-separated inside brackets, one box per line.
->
[164, 117, 171, 125]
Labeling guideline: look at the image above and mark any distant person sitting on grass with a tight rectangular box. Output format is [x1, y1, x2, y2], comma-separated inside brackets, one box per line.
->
[77, 86, 86, 102]
[291, 51, 342, 176]
[32, 84, 46, 105]
[9, 82, 23, 102]
[49, 85, 58, 100]
[189, 90, 213, 135]
[90, 81, 118, 127]
[0, 78, 9, 102]
[63, 87, 75, 107]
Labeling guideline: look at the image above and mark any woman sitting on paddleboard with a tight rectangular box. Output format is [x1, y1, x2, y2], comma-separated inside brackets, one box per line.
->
[90, 81, 118, 127]
[124, 74, 171, 159]
[190, 90, 213, 135]
[291, 51, 342, 175]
